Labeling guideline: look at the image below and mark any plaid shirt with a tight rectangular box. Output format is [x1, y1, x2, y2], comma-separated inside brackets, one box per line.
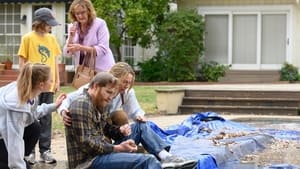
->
[65, 90, 123, 169]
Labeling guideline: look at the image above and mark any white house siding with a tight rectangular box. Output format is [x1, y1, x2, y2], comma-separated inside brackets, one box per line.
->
[177, 0, 300, 70]
[291, 4, 300, 68]
[177, 0, 296, 7]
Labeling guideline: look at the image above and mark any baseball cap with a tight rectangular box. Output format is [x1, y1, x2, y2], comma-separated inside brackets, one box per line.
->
[33, 8, 60, 26]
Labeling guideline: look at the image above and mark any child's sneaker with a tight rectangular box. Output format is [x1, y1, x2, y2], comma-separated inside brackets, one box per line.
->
[24, 153, 36, 165]
[39, 150, 57, 164]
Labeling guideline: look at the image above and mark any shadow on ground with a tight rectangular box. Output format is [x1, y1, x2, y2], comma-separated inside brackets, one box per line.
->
[32, 161, 68, 169]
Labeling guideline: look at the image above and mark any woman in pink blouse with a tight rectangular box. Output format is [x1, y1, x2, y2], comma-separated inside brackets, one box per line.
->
[64, 0, 115, 72]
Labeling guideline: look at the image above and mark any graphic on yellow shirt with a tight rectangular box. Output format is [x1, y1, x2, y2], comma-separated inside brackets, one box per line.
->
[38, 45, 50, 63]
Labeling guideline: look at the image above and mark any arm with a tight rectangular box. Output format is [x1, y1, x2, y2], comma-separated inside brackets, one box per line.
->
[18, 35, 28, 68]
[123, 89, 146, 121]
[18, 56, 27, 69]
[57, 84, 86, 115]
[63, 22, 77, 57]
[54, 56, 60, 93]
[34, 93, 66, 119]
[94, 19, 111, 57]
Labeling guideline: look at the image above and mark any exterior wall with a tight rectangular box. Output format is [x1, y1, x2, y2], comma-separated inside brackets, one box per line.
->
[177, 0, 300, 69]
[52, 3, 67, 49]
[291, 4, 300, 66]
[177, 0, 296, 8]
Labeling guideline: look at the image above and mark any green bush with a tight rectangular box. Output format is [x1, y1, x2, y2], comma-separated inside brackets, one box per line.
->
[197, 61, 230, 82]
[138, 10, 205, 82]
[280, 62, 299, 82]
[137, 56, 167, 82]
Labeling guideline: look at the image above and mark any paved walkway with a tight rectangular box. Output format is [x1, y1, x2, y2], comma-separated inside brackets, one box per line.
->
[151, 82, 300, 91]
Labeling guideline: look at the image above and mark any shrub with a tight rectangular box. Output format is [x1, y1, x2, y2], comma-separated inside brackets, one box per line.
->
[137, 56, 167, 82]
[280, 62, 299, 82]
[197, 61, 230, 82]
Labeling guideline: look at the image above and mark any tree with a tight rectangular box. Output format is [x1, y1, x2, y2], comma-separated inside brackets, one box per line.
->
[92, 0, 170, 61]
[156, 10, 205, 81]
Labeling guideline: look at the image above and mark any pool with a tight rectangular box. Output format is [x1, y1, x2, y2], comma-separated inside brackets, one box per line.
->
[232, 117, 300, 131]
[229, 117, 300, 169]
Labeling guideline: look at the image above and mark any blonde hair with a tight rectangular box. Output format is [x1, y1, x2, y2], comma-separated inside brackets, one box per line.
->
[17, 63, 51, 104]
[109, 62, 135, 90]
[68, 0, 96, 26]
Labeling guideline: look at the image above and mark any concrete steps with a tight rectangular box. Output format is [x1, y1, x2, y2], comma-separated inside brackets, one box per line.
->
[219, 70, 280, 83]
[178, 89, 300, 115]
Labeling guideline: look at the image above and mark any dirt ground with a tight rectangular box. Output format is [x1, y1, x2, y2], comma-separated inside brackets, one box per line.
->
[240, 139, 300, 168]
[31, 115, 300, 169]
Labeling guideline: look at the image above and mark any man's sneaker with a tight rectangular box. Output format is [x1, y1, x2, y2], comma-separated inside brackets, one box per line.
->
[161, 155, 197, 169]
[39, 150, 57, 164]
[24, 153, 36, 165]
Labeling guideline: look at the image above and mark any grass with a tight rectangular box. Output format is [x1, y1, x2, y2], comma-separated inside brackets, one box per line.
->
[52, 85, 162, 133]
[53, 86, 76, 133]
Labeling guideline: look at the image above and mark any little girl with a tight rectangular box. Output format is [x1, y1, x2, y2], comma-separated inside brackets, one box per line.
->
[0, 63, 66, 169]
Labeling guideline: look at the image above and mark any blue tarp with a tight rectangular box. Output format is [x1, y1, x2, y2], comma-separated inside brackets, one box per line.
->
[148, 112, 300, 169]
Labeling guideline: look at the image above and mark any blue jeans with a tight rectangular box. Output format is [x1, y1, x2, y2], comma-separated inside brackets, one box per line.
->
[36, 92, 53, 154]
[91, 153, 162, 169]
[91, 122, 169, 169]
[117, 122, 170, 155]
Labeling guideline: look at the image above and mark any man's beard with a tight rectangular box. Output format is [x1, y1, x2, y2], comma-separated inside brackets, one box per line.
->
[94, 89, 106, 108]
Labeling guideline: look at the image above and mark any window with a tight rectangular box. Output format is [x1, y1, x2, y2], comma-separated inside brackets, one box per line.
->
[232, 14, 257, 64]
[203, 9, 288, 70]
[204, 15, 228, 64]
[122, 37, 136, 67]
[0, 4, 21, 63]
[261, 14, 286, 64]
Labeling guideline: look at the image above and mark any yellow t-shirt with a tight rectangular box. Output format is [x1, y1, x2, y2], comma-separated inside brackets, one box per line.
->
[18, 31, 61, 92]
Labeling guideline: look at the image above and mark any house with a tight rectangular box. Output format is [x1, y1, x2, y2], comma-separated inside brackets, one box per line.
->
[0, 0, 71, 68]
[1, 0, 299, 81]
[0, 0, 152, 71]
[177, 0, 300, 72]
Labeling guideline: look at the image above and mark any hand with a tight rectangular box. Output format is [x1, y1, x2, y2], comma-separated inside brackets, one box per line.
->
[67, 44, 81, 53]
[136, 115, 147, 122]
[55, 93, 66, 108]
[119, 124, 131, 136]
[61, 110, 72, 126]
[114, 139, 137, 152]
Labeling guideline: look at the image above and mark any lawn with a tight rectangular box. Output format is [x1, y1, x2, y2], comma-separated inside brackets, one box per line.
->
[52, 85, 162, 133]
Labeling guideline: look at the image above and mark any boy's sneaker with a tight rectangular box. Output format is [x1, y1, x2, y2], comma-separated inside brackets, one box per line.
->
[24, 153, 36, 165]
[39, 150, 57, 164]
[24, 159, 32, 169]
[161, 155, 197, 169]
